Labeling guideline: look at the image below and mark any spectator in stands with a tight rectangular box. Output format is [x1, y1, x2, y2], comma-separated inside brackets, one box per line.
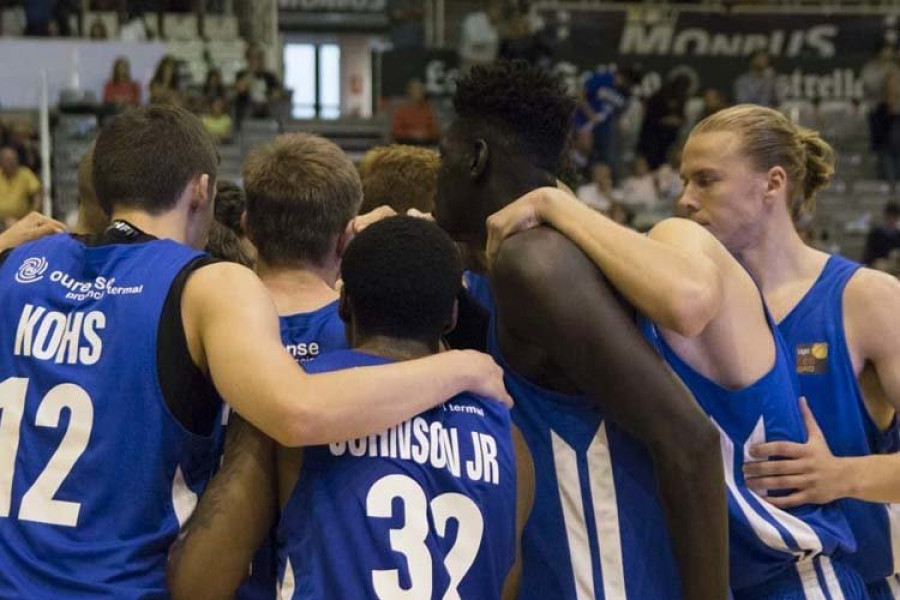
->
[577, 65, 638, 181]
[358, 145, 439, 214]
[206, 180, 256, 268]
[734, 51, 779, 107]
[5, 122, 40, 174]
[459, 0, 501, 71]
[871, 72, 900, 187]
[203, 68, 228, 105]
[863, 201, 900, 266]
[103, 57, 141, 108]
[25, 0, 74, 36]
[0, 147, 41, 223]
[149, 56, 180, 105]
[576, 162, 617, 212]
[89, 19, 108, 40]
[655, 146, 684, 205]
[119, 7, 152, 42]
[637, 73, 691, 170]
[862, 41, 899, 109]
[391, 79, 440, 145]
[864, 41, 900, 160]
[235, 44, 282, 121]
[620, 155, 659, 209]
[202, 97, 234, 144]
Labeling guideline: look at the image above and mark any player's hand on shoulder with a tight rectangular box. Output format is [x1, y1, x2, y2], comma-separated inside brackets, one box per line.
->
[486, 186, 568, 265]
[352, 205, 397, 233]
[0, 212, 66, 251]
[449, 349, 513, 408]
[406, 208, 435, 221]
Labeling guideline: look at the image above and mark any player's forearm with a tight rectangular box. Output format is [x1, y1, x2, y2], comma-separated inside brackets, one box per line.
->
[841, 454, 900, 503]
[652, 432, 730, 600]
[278, 350, 493, 447]
[168, 417, 277, 600]
[540, 193, 718, 335]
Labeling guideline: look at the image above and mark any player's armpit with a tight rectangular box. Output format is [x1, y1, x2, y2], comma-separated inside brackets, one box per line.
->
[502, 425, 534, 600]
[491, 228, 729, 600]
[167, 414, 278, 600]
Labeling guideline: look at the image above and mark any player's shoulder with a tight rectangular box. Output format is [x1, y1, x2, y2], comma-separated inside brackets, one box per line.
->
[493, 226, 586, 286]
[843, 266, 900, 350]
[845, 265, 900, 312]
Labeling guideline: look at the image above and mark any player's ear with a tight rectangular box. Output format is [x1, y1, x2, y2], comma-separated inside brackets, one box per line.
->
[470, 139, 489, 180]
[191, 174, 212, 212]
[443, 299, 459, 335]
[764, 166, 787, 206]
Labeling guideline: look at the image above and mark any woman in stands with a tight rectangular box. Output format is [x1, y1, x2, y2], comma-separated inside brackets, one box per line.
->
[103, 57, 141, 108]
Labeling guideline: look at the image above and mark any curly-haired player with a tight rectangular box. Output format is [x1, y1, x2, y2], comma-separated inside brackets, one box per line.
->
[434, 60, 728, 600]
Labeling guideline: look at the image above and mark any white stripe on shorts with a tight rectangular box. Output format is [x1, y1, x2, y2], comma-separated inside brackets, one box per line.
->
[797, 557, 828, 600]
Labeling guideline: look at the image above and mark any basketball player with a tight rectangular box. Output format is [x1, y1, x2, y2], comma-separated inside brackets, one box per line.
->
[0, 105, 509, 597]
[358, 144, 439, 215]
[500, 105, 900, 598]
[687, 106, 900, 599]
[488, 181, 865, 597]
[435, 61, 728, 599]
[0, 211, 65, 251]
[73, 140, 109, 235]
[168, 216, 534, 600]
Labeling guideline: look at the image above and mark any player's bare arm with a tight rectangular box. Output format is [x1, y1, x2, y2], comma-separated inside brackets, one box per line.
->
[181, 262, 512, 447]
[168, 415, 277, 600]
[488, 186, 723, 337]
[491, 228, 728, 600]
[502, 425, 534, 600]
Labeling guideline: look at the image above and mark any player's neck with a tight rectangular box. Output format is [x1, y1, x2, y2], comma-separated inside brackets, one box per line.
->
[108, 207, 192, 246]
[735, 213, 824, 293]
[354, 335, 438, 362]
[257, 262, 339, 316]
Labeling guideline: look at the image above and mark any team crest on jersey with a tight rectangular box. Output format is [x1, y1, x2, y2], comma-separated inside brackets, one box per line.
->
[796, 343, 829, 374]
[15, 256, 48, 284]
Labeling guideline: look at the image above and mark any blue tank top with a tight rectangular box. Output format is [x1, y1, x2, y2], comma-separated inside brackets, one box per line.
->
[236, 300, 349, 600]
[488, 315, 682, 600]
[276, 349, 516, 599]
[464, 270, 494, 313]
[641, 313, 856, 592]
[777, 254, 900, 583]
[0, 233, 220, 598]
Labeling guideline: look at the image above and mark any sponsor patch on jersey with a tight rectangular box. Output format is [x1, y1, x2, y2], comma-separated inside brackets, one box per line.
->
[796, 342, 829, 374]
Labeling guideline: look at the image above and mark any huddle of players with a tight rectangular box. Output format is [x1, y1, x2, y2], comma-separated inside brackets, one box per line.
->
[0, 60, 899, 600]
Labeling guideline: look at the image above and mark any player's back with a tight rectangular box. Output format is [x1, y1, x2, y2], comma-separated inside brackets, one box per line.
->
[276, 349, 516, 600]
[235, 300, 348, 600]
[777, 254, 900, 589]
[642, 315, 861, 598]
[0, 231, 220, 598]
[487, 316, 682, 600]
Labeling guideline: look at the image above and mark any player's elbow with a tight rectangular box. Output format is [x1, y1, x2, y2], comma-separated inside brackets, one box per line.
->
[661, 270, 722, 338]
[651, 417, 721, 479]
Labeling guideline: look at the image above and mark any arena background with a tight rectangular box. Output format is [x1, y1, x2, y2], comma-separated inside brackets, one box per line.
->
[0, 0, 898, 269]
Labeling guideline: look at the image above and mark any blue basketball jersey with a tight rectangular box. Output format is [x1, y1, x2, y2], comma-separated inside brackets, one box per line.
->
[641, 314, 858, 596]
[464, 270, 494, 313]
[777, 254, 900, 587]
[0, 233, 220, 598]
[236, 300, 349, 600]
[487, 316, 682, 600]
[276, 349, 516, 600]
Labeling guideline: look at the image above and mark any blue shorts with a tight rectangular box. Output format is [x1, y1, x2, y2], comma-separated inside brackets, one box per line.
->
[868, 575, 900, 600]
[734, 556, 869, 600]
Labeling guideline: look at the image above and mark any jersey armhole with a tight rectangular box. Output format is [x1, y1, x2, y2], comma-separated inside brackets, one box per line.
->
[157, 256, 223, 437]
